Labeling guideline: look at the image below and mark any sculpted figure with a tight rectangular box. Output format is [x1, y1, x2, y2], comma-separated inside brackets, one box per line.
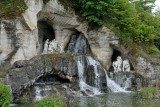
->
[59, 43, 64, 53]
[53, 39, 58, 51]
[43, 39, 49, 53]
[48, 41, 54, 53]
[112, 56, 122, 73]
[123, 59, 130, 72]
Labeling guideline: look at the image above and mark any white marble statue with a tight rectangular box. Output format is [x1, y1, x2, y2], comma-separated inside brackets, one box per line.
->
[123, 59, 130, 72]
[43, 39, 49, 53]
[112, 56, 123, 73]
[43, 39, 64, 53]
[53, 39, 58, 51]
[48, 41, 54, 53]
[59, 43, 64, 53]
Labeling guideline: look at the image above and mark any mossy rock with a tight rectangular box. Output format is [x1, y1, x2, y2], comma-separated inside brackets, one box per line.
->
[137, 87, 160, 99]
[0, 0, 27, 19]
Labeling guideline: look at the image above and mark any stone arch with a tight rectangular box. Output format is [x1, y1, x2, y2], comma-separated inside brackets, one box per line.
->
[37, 20, 55, 54]
[35, 74, 70, 84]
[5, 54, 77, 98]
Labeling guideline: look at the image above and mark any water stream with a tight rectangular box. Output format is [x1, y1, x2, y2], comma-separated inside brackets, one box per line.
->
[14, 32, 144, 107]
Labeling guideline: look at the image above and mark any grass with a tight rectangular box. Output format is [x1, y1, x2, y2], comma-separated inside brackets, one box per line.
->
[35, 93, 67, 107]
[137, 87, 160, 98]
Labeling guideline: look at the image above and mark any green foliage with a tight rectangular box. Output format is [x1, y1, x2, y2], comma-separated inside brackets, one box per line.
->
[137, 87, 159, 98]
[35, 94, 67, 107]
[0, 82, 12, 107]
[74, 0, 110, 26]
[147, 46, 160, 54]
[0, 0, 27, 19]
[105, 0, 160, 44]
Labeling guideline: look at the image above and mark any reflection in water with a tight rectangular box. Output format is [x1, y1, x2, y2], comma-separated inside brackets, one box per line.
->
[69, 93, 160, 107]
[15, 92, 160, 107]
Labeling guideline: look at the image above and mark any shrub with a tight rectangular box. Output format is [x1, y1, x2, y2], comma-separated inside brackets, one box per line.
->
[137, 87, 159, 98]
[36, 94, 67, 107]
[0, 82, 12, 107]
[147, 46, 160, 54]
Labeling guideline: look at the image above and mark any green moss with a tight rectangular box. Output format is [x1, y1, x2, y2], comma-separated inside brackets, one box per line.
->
[35, 93, 67, 107]
[0, 69, 7, 77]
[40, 53, 74, 64]
[137, 87, 160, 98]
[0, 0, 28, 19]
[146, 46, 160, 54]
[14, 96, 28, 104]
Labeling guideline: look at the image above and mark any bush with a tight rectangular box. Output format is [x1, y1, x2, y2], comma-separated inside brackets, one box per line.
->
[0, 82, 12, 107]
[73, 0, 109, 26]
[147, 46, 160, 54]
[36, 94, 67, 107]
[137, 87, 159, 98]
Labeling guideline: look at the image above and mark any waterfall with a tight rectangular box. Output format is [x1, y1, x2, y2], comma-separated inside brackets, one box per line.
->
[66, 33, 90, 55]
[76, 56, 101, 96]
[67, 32, 132, 94]
[76, 55, 130, 95]
[124, 77, 132, 90]
[86, 56, 103, 89]
[106, 74, 127, 92]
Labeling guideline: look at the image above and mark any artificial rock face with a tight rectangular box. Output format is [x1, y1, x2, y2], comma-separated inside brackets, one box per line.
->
[0, 0, 119, 70]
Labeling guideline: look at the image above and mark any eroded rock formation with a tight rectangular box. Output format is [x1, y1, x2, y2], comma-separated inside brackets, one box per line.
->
[5, 53, 78, 98]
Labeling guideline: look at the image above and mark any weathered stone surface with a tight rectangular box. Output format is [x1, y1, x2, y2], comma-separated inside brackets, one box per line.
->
[13, 60, 30, 68]
[5, 53, 78, 98]
[87, 27, 119, 70]
[85, 65, 107, 92]
[135, 57, 160, 85]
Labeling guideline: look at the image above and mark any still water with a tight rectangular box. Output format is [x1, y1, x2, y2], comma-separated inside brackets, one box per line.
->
[16, 92, 160, 107]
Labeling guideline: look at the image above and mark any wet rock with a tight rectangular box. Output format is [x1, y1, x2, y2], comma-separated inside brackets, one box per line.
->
[5, 53, 78, 98]
[13, 60, 30, 68]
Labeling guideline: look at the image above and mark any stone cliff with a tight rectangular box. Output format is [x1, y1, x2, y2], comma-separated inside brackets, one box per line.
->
[0, 0, 160, 87]
[5, 53, 77, 98]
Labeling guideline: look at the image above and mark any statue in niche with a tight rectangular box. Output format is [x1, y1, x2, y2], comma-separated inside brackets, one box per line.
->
[48, 40, 54, 53]
[43, 39, 49, 53]
[50, 39, 57, 52]
[112, 56, 123, 73]
[44, 39, 64, 53]
[123, 59, 130, 72]
[53, 39, 58, 51]
[59, 43, 64, 53]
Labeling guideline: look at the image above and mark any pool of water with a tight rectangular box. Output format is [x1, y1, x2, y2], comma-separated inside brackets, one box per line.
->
[15, 92, 160, 107]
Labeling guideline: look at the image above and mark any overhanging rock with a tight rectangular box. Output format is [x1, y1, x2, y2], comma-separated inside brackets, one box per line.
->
[5, 53, 78, 98]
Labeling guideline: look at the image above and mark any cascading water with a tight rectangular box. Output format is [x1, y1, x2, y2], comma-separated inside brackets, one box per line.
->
[106, 74, 127, 92]
[67, 32, 132, 94]
[76, 56, 101, 96]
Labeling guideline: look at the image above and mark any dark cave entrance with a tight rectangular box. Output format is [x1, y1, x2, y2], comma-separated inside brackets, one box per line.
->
[37, 21, 55, 54]
[109, 49, 122, 72]
[111, 49, 121, 62]
[110, 48, 134, 71]
[35, 74, 70, 84]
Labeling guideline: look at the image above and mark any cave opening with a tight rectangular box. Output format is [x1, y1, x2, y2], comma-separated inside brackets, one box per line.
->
[110, 48, 134, 71]
[37, 20, 55, 54]
[35, 74, 70, 85]
[111, 49, 121, 62]
[109, 49, 122, 72]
